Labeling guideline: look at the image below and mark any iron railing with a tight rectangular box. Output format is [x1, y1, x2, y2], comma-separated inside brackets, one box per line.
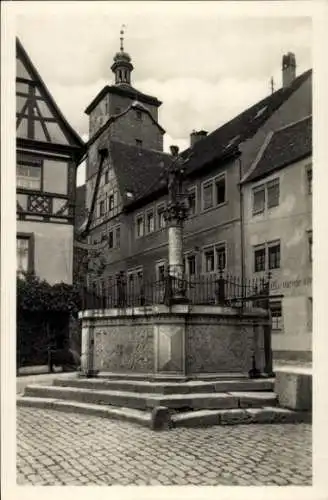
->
[80, 271, 273, 311]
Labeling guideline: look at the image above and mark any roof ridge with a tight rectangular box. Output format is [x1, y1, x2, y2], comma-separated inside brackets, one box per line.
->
[180, 68, 312, 158]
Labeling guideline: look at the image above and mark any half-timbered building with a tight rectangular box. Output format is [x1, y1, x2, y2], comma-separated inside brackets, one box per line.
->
[16, 38, 84, 284]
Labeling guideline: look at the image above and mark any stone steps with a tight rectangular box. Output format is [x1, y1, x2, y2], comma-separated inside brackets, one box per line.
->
[171, 407, 312, 427]
[16, 396, 310, 429]
[22, 384, 278, 411]
[95, 372, 251, 382]
[53, 377, 274, 395]
[16, 396, 151, 427]
[17, 374, 311, 428]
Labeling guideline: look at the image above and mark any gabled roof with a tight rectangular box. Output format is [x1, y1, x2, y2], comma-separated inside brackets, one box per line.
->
[85, 84, 162, 115]
[242, 115, 312, 184]
[16, 37, 84, 150]
[86, 101, 165, 149]
[180, 69, 312, 173]
[109, 140, 171, 206]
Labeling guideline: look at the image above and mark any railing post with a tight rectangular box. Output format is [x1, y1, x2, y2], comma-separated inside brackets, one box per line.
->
[140, 278, 145, 306]
[263, 271, 274, 377]
[117, 271, 127, 308]
[164, 272, 173, 306]
[215, 267, 225, 306]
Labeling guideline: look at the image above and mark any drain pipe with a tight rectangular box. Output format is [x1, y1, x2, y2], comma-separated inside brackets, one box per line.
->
[238, 158, 245, 285]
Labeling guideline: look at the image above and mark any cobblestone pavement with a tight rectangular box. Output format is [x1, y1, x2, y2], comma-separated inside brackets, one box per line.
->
[17, 408, 312, 486]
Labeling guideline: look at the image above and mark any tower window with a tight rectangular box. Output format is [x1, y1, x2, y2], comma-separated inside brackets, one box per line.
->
[109, 194, 115, 211]
[99, 200, 105, 216]
[136, 110, 142, 121]
[136, 139, 143, 147]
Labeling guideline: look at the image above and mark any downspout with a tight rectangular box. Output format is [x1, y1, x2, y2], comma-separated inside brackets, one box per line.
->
[238, 157, 245, 286]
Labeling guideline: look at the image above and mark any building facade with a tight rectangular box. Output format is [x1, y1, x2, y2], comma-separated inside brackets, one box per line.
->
[80, 45, 312, 300]
[242, 116, 312, 360]
[16, 38, 84, 285]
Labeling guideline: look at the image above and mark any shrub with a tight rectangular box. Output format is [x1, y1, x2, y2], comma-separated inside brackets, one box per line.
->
[17, 272, 82, 316]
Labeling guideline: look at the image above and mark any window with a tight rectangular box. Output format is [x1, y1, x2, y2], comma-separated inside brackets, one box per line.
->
[204, 248, 215, 273]
[253, 186, 265, 214]
[155, 261, 166, 282]
[185, 254, 196, 277]
[136, 139, 143, 147]
[157, 204, 166, 229]
[115, 107, 121, 115]
[99, 200, 105, 216]
[268, 242, 280, 270]
[109, 194, 114, 211]
[203, 244, 226, 273]
[188, 186, 197, 216]
[215, 177, 226, 205]
[104, 170, 109, 184]
[270, 301, 283, 332]
[17, 162, 42, 190]
[108, 230, 114, 249]
[308, 231, 312, 262]
[127, 267, 143, 286]
[216, 246, 226, 270]
[146, 210, 154, 234]
[254, 246, 266, 272]
[254, 241, 281, 272]
[203, 181, 213, 210]
[306, 166, 312, 195]
[253, 178, 280, 214]
[116, 226, 121, 249]
[136, 215, 144, 238]
[267, 179, 280, 208]
[202, 174, 226, 211]
[136, 110, 142, 121]
[17, 236, 32, 277]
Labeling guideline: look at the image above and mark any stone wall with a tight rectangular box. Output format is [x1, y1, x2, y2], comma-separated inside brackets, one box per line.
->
[186, 319, 259, 374]
[93, 317, 154, 373]
[79, 305, 268, 378]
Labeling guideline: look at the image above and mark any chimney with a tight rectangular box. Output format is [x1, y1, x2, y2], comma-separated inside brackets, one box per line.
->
[282, 52, 296, 88]
[190, 130, 208, 147]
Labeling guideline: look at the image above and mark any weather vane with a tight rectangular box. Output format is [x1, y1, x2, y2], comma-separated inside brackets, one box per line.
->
[120, 24, 126, 51]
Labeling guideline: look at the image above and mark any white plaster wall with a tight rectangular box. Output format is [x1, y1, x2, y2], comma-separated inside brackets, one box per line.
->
[243, 156, 312, 353]
[43, 159, 68, 194]
[17, 220, 73, 284]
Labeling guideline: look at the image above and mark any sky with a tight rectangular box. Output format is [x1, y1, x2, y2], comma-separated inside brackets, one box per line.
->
[14, 1, 312, 186]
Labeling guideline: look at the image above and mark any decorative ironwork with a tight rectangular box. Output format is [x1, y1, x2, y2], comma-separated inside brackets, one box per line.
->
[27, 194, 52, 214]
[79, 271, 278, 311]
